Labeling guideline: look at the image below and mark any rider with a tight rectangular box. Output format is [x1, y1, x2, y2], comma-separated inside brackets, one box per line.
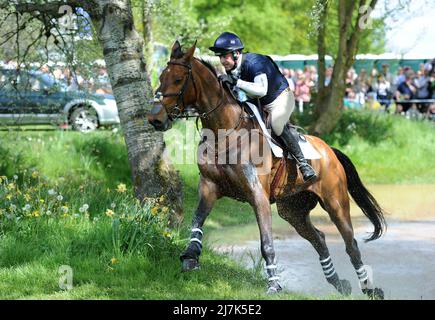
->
[209, 32, 317, 182]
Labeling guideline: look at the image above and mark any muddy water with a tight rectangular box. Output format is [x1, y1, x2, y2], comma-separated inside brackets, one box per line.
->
[208, 185, 435, 300]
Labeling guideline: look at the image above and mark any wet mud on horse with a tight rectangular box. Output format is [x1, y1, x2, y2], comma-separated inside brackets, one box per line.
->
[147, 41, 387, 299]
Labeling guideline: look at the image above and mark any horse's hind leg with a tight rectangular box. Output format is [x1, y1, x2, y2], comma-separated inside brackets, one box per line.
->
[319, 191, 384, 299]
[276, 192, 352, 295]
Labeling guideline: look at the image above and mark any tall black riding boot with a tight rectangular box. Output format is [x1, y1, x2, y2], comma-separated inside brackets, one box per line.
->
[278, 125, 317, 182]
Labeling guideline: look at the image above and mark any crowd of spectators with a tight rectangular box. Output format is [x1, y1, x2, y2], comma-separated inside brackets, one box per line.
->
[280, 58, 435, 121]
[0, 59, 112, 95]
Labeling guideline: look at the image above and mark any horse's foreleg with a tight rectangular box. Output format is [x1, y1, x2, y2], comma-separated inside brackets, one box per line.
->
[251, 190, 282, 294]
[180, 177, 219, 272]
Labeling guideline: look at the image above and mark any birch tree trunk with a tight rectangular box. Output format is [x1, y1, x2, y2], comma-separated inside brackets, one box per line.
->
[95, 0, 183, 224]
[8, 0, 183, 224]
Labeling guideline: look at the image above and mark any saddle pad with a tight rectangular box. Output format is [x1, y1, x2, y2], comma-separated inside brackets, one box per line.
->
[245, 102, 321, 160]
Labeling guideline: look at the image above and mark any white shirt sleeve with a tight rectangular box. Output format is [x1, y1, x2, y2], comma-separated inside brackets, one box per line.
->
[236, 73, 268, 98]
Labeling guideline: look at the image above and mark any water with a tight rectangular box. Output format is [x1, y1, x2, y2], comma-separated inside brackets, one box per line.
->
[208, 184, 435, 300]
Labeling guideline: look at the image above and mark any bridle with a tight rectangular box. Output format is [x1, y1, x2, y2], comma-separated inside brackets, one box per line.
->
[156, 59, 253, 138]
[156, 60, 228, 121]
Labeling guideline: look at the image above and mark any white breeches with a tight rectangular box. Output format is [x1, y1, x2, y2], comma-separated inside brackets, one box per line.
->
[263, 87, 295, 136]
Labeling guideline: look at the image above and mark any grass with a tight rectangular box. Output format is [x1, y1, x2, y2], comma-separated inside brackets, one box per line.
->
[0, 127, 305, 300]
[0, 111, 432, 300]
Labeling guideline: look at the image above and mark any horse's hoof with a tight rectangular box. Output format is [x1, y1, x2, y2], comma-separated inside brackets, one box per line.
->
[181, 258, 200, 272]
[266, 280, 282, 295]
[363, 287, 384, 300]
[338, 279, 352, 295]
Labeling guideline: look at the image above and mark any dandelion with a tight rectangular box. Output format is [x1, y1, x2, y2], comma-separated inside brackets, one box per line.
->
[13, 175, 18, 180]
[163, 230, 172, 238]
[111, 203, 116, 209]
[23, 204, 31, 211]
[31, 171, 39, 178]
[7, 183, 15, 190]
[46, 210, 52, 216]
[79, 204, 89, 213]
[110, 257, 118, 265]
[151, 207, 158, 216]
[39, 199, 44, 203]
[6, 194, 12, 200]
[105, 209, 114, 217]
[61, 206, 69, 213]
[116, 183, 127, 193]
[48, 189, 56, 196]
[9, 204, 16, 212]
[57, 195, 64, 201]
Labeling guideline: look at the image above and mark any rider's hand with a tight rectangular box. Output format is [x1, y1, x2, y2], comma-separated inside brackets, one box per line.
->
[218, 74, 238, 86]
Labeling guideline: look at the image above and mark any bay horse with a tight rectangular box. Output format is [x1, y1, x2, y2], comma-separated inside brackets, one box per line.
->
[147, 41, 386, 299]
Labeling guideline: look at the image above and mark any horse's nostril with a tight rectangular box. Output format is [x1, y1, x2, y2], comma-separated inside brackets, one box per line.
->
[152, 119, 163, 127]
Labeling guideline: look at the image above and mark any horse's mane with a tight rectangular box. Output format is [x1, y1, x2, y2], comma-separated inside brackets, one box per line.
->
[197, 58, 218, 79]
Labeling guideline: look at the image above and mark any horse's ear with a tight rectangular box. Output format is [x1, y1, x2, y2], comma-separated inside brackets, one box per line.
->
[171, 40, 183, 59]
[183, 40, 197, 62]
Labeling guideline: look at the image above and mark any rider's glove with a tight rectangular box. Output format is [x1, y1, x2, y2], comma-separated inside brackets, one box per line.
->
[218, 74, 238, 86]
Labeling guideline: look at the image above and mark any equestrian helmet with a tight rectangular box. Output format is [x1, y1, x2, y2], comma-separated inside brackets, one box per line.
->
[209, 32, 244, 56]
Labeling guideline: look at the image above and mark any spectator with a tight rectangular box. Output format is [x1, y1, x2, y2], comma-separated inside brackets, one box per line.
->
[281, 68, 295, 92]
[344, 89, 361, 109]
[395, 70, 417, 114]
[414, 66, 432, 113]
[324, 67, 333, 86]
[374, 74, 392, 112]
[381, 64, 394, 86]
[295, 70, 311, 112]
[365, 92, 382, 111]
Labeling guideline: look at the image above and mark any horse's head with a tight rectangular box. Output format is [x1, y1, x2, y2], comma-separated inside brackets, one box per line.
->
[147, 41, 197, 131]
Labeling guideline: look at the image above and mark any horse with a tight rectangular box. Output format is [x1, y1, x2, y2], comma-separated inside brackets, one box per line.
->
[147, 41, 386, 299]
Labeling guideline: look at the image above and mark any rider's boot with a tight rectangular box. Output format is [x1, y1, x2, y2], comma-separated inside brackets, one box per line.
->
[278, 125, 317, 183]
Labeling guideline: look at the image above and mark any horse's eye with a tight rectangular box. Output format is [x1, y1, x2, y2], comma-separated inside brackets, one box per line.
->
[175, 78, 183, 84]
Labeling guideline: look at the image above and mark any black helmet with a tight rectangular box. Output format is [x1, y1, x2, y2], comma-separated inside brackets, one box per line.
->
[209, 32, 244, 56]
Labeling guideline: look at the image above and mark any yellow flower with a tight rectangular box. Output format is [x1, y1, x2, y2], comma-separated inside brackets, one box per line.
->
[24, 194, 31, 201]
[0, 176, 6, 183]
[161, 206, 169, 214]
[31, 171, 39, 178]
[106, 188, 111, 193]
[116, 183, 127, 193]
[150, 207, 158, 216]
[7, 183, 15, 190]
[39, 199, 45, 203]
[159, 195, 165, 203]
[110, 257, 118, 265]
[163, 230, 172, 238]
[105, 209, 114, 217]
[6, 194, 12, 200]
[31, 210, 40, 218]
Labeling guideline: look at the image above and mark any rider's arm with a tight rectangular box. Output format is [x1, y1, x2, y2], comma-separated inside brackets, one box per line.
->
[236, 73, 268, 98]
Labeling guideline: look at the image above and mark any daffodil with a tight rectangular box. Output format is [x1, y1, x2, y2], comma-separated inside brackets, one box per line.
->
[105, 209, 114, 217]
[116, 183, 127, 193]
[151, 207, 159, 216]
[31, 210, 40, 218]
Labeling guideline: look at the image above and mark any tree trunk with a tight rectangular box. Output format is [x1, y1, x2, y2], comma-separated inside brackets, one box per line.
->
[95, 0, 183, 225]
[311, 0, 377, 136]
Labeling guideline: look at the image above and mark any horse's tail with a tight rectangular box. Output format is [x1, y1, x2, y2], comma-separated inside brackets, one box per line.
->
[332, 147, 387, 242]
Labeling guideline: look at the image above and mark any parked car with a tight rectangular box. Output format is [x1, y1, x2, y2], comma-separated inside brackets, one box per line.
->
[0, 68, 119, 132]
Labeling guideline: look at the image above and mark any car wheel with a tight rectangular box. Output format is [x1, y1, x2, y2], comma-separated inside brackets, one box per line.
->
[70, 106, 99, 132]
